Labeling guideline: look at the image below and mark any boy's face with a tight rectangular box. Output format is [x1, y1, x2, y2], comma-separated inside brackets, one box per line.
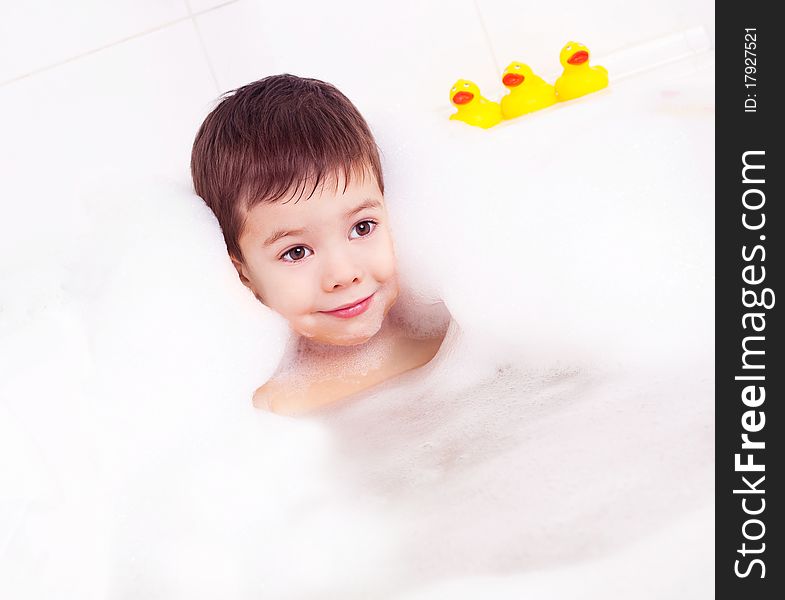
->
[233, 168, 400, 346]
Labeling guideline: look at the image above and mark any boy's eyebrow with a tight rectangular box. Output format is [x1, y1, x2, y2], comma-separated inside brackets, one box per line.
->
[263, 198, 383, 247]
[344, 198, 383, 219]
[263, 227, 309, 247]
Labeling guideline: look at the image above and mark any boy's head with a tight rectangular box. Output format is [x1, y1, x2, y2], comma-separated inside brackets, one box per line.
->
[191, 74, 399, 346]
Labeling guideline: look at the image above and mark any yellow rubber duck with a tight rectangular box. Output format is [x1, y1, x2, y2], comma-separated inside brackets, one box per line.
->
[554, 41, 608, 102]
[449, 79, 503, 129]
[500, 61, 556, 119]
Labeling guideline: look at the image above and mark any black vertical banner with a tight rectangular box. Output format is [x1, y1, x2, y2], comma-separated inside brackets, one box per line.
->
[716, 2, 783, 598]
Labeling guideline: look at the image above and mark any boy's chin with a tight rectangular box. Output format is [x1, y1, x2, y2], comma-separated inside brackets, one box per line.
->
[297, 319, 383, 347]
[312, 327, 379, 347]
[322, 335, 373, 347]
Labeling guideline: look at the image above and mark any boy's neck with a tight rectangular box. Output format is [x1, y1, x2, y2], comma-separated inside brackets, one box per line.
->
[264, 302, 451, 415]
[288, 302, 423, 381]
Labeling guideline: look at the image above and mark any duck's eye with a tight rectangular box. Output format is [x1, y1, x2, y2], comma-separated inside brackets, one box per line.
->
[566, 45, 572, 51]
[451, 87, 456, 92]
[463, 83, 470, 87]
[514, 64, 520, 69]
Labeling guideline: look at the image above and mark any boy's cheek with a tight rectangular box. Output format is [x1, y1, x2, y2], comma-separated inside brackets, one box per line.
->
[377, 251, 399, 283]
[370, 233, 398, 279]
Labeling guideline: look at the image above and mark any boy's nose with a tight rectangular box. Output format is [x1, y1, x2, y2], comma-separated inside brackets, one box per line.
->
[321, 251, 363, 291]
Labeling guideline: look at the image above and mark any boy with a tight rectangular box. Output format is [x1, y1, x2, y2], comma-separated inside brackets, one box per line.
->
[190, 74, 449, 416]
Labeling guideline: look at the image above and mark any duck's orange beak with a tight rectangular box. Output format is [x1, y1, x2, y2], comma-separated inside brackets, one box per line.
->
[567, 50, 589, 65]
[452, 91, 474, 105]
[502, 73, 524, 87]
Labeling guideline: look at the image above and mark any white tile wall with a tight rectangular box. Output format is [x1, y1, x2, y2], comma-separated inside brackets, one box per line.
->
[0, 6, 716, 592]
[185, 0, 238, 14]
[0, 19, 216, 280]
[0, 0, 189, 84]
[193, 0, 500, 111]
[0, 0, 715, 282]
[475, 0, 715, 80]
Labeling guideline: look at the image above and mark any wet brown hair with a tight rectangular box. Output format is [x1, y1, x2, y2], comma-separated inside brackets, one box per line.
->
[190, 73, 385, 263]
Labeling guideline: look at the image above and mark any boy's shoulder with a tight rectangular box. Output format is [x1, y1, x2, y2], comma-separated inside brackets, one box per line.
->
[251, 383, 274, 411]
[251, 375, 336, 415]
[251, 328, 451, 414]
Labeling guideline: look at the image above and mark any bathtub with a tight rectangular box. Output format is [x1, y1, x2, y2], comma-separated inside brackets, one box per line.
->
[0, 29, 714, 600]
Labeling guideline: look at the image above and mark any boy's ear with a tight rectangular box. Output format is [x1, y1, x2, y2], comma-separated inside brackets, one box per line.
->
[230, 254, 266, 305]
[230, 255, 252, 287]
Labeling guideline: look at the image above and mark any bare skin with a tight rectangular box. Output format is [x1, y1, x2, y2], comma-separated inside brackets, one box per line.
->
[254, 307, 450, 416]
[230, 166, 452, 416]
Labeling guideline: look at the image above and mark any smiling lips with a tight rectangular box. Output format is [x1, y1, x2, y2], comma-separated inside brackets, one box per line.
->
[320, 293, 375, 319]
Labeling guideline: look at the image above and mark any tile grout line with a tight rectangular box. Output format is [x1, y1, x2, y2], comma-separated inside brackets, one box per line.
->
[0, 15, 192, 89]
[471, 0, 501, 76]
[0, 0, 241, 90]
[186, 1, 223, 94]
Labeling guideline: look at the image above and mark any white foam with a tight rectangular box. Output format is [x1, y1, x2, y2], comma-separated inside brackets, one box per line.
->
[1, 48, 714, 599]
[369, 50, 714, 370]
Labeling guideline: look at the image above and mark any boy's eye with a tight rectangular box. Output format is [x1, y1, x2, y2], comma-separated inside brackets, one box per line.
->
[280, 246, 313, 263]
[279, 221, 376, 262]
[350, 220, 377, 239]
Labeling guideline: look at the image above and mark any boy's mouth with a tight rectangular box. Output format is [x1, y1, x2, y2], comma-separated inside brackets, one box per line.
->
[319, 293, 375, 319]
